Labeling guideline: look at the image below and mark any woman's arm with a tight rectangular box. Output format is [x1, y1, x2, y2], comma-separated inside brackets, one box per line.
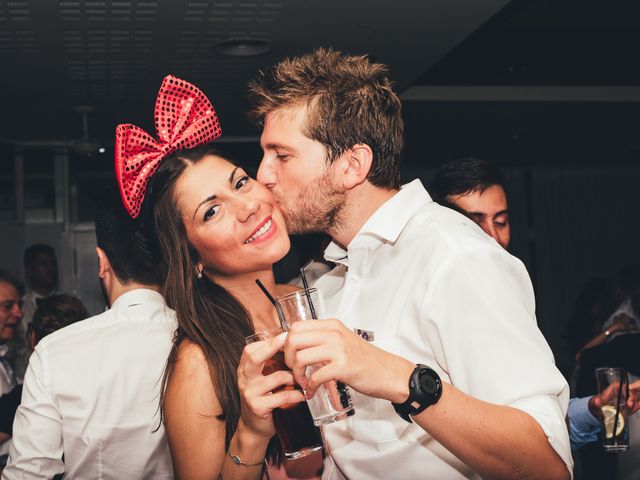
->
[163, 340, 228, 479]
[165, 337, 303, 480]
[575, 314, 637, 361]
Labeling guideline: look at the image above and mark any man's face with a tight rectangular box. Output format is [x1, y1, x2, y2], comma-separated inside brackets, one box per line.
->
[0, 281, 22, 342]
[448, 184, 511, 249]
[257, 105, 345, 235]
[26, 252, 58, 293]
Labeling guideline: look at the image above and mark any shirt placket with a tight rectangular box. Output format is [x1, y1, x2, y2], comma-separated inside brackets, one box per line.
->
[335, 241, 368, 330]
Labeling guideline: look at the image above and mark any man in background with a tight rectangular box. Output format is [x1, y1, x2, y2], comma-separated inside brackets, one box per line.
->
[0, 270, 22, 460]
[4, 190, 174, 479]
[430, 157, 511, 249]
[10, 244, 58, 380]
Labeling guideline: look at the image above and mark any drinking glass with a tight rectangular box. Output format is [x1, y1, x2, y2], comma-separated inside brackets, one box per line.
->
[596, 367, 630, 452]
[245, 327, 323, 460]
[276, 288, 355, 426]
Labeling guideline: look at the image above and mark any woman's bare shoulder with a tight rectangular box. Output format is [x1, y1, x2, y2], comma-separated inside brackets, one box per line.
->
[175, 338, 208, 369]
[166, 338, 222, 414]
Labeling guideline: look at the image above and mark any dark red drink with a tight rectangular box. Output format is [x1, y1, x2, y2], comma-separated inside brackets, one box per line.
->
[263, 351, 324, 459]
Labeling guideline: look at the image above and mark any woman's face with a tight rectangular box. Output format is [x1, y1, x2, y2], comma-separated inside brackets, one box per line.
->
[174, 155, 290, 277]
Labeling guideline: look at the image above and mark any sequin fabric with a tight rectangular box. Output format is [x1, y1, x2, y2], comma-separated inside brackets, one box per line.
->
[114, 75, 222, 218]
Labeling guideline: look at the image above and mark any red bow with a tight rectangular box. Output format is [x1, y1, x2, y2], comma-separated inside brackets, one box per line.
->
[115, 75, 222, 218]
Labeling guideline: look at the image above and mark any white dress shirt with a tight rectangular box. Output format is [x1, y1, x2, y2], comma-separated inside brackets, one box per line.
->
[3, 289, 176, 479]
[0, 344, 16, 456]
[0, 344, 16, 397]
[316, 180, 573, 479]
[9, 289, 49, 382]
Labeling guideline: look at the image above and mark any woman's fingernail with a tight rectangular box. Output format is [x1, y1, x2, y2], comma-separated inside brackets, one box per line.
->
[277, 332, 288, 341]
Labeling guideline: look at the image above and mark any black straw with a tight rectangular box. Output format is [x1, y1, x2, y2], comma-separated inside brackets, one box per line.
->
[299, 266, 318, 319]
[612, 374, 627, 446]
[255, 279, 288, 330]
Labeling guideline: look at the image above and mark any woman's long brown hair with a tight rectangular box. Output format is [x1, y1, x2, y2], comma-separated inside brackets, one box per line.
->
[146, 145, 281, 464]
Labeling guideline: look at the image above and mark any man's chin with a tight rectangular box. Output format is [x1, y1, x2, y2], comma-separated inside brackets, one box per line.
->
[0, 330, 16, 342]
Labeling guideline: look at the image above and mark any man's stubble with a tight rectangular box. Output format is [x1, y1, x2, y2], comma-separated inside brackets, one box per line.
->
[278, 170, 346, 236]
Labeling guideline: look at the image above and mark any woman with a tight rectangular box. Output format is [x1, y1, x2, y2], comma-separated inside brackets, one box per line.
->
[115, 76, 321, 479]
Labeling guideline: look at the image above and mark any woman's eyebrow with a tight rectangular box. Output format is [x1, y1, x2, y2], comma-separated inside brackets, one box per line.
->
[193, 194, 217, 220]
[228, 167, 240, 184]
[192, 168, 242, 220]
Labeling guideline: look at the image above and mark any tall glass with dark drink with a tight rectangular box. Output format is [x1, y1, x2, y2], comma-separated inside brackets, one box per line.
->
[245, 328, 324, 460]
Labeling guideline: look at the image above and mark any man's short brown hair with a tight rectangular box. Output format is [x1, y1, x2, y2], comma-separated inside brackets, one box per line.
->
[248, 48, 403, 189]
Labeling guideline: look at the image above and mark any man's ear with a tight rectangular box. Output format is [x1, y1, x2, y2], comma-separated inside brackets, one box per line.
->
[334, 144, 373, 189]
[96, 247, 110, 279]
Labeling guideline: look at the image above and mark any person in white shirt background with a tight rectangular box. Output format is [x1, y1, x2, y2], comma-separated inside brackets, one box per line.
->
[0, 272, 21, 398]
[3, 189, 175, 479]
[0, 271, 22, 459]
[0, 293, 87, 468]
[248, 48, 572, 479]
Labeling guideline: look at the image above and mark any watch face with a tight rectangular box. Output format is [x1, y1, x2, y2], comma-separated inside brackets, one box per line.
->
[419, 370, 439, 395]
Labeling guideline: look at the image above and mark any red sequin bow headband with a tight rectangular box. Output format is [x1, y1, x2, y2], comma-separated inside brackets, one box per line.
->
[114, 75, 222, 218]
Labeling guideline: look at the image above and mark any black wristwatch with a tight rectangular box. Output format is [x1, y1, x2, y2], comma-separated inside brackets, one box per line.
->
[392, 364, 442, 423]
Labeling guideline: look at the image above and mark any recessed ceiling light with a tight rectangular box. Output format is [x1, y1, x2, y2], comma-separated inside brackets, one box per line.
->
[212, 38, 271, 57]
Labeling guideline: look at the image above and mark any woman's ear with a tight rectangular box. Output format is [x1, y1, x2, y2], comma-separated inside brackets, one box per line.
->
[334, 144, 373, 189]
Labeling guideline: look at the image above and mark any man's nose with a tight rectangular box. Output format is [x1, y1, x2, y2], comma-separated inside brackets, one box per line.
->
[482, 222, 499, 244]
[257, 157, 276, 188]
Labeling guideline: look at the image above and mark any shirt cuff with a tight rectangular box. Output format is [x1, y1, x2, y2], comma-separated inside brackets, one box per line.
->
[569, 396, 600, 429]
[510, 394, 574, 478]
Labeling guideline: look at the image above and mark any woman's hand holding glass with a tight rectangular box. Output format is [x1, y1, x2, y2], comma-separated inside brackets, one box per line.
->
[237, 333, 305, 440]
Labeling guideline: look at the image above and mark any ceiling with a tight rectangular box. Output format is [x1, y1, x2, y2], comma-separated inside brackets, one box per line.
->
[0, 0, 639, 167]
[0, 0, 507, 143]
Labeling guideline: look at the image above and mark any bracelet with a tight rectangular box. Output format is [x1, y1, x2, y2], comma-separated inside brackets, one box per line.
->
[604, 329, 611, 337]
[228, 450, 264, 467]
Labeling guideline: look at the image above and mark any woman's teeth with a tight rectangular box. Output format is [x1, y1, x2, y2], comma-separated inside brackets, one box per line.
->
[244, 219, 272, 244]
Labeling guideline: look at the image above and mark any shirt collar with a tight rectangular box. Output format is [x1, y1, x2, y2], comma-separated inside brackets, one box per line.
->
[324, 179, 432, 263]
[110, 288, 165, 310]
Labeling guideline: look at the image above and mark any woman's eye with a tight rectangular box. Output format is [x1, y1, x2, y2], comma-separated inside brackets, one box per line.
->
[203, 205, 220, 221]
[276, 153, 289, 161]
[235, 175, 250, 190]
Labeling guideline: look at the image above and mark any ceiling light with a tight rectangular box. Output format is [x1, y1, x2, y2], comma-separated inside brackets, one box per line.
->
[212, 38, 271, 57]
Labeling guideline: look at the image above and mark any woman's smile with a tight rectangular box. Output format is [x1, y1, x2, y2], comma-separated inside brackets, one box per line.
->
[244, 216, 277, 245]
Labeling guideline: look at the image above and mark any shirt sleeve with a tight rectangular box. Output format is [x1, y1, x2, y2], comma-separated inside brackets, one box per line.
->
[423, 245, 573, 477]
[568, 396, 601, 450]
[3, 348, 65, 479]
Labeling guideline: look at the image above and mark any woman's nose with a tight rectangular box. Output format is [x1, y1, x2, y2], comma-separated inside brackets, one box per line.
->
[236, 195, 260, 222]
